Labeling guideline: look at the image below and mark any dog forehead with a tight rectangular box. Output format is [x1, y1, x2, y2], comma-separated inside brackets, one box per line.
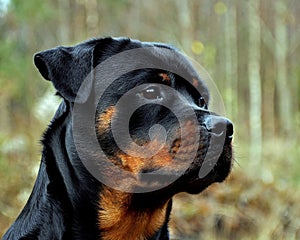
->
[79, 37, 209, 101]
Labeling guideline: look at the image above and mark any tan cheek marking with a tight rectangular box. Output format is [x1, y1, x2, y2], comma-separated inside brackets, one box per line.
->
[117, 141, 174, 174]
[116, 121, 199, 174]
[97, 106, 115, 134]
[117, 154, 145, 173]
[159, 73, 171, 83]
[150, 147, 173, 168]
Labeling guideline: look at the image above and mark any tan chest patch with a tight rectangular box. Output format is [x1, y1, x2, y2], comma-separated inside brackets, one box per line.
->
[98, 187, 168, 240]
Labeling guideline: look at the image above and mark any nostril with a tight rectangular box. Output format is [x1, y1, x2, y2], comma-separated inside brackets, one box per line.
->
[208, 116, 234, 142]
[211, 120, 226, 136]
[226, 120, 234, 138]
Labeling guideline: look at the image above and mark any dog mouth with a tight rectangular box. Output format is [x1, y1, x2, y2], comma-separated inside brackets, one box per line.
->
[135, 135, 233, 194]
[178, 115, 234, 193]
[96, 103, 233, 193]
[182, 144, 233, 194]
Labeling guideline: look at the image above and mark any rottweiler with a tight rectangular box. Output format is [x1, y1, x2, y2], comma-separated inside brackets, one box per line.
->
[3, 37, 233, 240]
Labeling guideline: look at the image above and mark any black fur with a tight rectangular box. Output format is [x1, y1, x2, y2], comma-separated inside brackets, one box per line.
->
[3, 37, 233, 240]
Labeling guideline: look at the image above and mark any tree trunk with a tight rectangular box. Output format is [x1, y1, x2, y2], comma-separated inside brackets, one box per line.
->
[248, 0, 262, 166]
[274, 1, 293, 137]
[175, 0, 192, 53]
[84, 0, 99, 36]
[58, 0, 71, 43]
[224, 4, 238, 122]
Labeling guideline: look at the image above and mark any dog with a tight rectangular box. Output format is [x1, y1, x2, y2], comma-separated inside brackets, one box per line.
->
[3, 37, 233, 240]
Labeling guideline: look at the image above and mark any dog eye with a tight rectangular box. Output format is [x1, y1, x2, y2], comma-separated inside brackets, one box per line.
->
[140, 86, 163, 100]
[198, 97, 207, 109]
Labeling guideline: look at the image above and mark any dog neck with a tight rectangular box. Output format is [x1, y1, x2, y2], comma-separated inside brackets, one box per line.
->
[98, 186, 171, 240]
[41, 100, 172, 239]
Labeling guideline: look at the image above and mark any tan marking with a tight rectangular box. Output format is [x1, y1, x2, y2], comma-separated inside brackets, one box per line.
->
[117, 141, 173, 174]
[98, 187, 169, 240]
[159, 73, 171, 83]
[97, 122, 201, 239]
[97, 106, 115, 134]
[116, 121, 199, 174]
[192, 78, 199, 87]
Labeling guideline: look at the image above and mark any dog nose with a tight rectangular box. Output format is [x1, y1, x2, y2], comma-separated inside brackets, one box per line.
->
[206, 116, 234, 143]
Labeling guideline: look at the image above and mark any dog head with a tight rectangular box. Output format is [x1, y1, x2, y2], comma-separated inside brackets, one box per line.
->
[34, 37, 233, 196]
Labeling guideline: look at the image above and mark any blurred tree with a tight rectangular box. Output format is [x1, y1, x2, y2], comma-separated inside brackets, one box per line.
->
[275, 1, 293, 137]
[223, 3, 238, 122]
[248, 0, 262, 166]
[1, 0, 300, 238]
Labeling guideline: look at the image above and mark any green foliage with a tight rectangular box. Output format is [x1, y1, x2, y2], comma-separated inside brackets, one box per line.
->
[9, 0, 54, 22]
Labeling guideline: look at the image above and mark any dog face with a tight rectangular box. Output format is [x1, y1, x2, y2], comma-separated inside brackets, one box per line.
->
[95, 71, 233, 195]
[34, 37, 233, 196]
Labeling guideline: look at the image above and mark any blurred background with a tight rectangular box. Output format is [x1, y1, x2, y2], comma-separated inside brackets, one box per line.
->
[0, 0, 299, 239]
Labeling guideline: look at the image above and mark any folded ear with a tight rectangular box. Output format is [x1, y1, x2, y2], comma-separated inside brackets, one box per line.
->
[34, 38, 136, 102]
[34, 43, 96, 103]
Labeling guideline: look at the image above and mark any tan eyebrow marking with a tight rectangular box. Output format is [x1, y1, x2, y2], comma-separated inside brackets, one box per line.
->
[159, 73, 171, 83]
[192, 78, 199, 87]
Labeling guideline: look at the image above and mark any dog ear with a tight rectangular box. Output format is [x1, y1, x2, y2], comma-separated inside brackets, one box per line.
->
[34, 38, 133, 102]
[34, 43, 96, 103]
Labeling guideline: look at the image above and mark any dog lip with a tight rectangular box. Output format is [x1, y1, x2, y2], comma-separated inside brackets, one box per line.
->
[137, 171, 181, 189]
[183, 163, 231, 193]
[141, 167, 161, 174]
[181, 145, 232, 189]
[226, 135, 233, 144]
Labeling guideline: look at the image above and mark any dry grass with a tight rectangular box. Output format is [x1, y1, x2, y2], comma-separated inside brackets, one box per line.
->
[170, 139, 300, 240]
